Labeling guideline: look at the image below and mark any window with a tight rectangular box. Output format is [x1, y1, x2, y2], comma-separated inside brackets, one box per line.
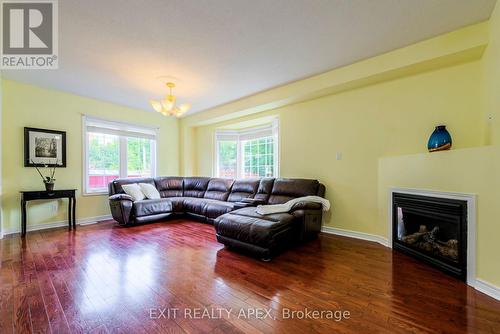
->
[215, 121, 279, 178]
[84, 116, 157, 194]
[217, 140, 238, 178]
[242, 136, 275, 178]
[87, 132, 119, 191]
[127, 137, 153, 178]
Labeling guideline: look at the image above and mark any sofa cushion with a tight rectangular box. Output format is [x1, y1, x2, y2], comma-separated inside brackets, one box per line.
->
[133, 199, 172, 217]
[183, 177, 210, 198]
[182, 197, 234, 217]
[227, 178, 260, 202]
[183, 197, 207, 215]
[155, 177, 183, 198]
[214, 209, 295, 248]
[164, 197, 185, 212]
[253, 178, 275, 202]
[204, 178, 234, 201]
[205, 201, 235, 219]
[267, 178, 319, 204]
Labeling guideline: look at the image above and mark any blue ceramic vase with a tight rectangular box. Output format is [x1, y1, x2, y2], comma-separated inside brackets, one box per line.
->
[427, 125, 452, 152]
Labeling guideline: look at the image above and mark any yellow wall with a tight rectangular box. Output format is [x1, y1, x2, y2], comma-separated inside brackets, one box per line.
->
[0, 72, 3, 236]
[482, 1, 500, 144]
[1, 80, 179, 233]
[191, 60, 483, 233]
[179, 23, 489, 173]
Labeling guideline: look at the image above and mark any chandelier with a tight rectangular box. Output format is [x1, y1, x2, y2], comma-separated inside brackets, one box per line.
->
[150, 82, 191, 117]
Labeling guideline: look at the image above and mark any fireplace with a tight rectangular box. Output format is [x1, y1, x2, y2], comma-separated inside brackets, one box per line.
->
[392, 192, 468, 281]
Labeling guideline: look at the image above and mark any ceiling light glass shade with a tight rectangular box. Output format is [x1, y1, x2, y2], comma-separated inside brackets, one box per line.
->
[161, 100, 174, 111]
[150, 82, 190, 117]
[150, 100, 163, 113]
[161, 95, 176, 111]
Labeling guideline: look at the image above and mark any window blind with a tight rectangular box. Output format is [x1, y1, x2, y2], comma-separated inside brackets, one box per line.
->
[85, 116, 158, 140]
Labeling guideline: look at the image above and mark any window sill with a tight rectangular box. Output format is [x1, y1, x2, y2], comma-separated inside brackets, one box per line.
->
[82, 191, 108, 197]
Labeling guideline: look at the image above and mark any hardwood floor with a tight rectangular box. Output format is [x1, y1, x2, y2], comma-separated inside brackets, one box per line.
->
[1, 220, 499, 334]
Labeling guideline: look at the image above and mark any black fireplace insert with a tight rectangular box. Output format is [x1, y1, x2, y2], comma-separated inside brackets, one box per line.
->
[392, 192, 467, 281]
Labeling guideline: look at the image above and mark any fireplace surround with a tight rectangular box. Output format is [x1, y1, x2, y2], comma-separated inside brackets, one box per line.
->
[389, 188, 476, 284]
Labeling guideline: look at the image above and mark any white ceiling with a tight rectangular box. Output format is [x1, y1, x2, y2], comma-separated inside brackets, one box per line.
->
[3, 0, 497, 116]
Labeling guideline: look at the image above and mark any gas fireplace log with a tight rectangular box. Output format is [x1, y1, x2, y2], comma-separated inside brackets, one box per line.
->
[422, 226, 440, 243]
[435, 240, 459, 261]
[401, 225, 459, 261]
[401, 225, 429, 244]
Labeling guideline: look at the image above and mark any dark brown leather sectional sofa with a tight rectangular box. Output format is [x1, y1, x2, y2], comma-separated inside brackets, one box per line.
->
[108, 176, 325, 259]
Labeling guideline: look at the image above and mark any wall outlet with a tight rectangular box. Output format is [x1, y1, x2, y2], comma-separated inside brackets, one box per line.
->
[336, 152, 342, 160]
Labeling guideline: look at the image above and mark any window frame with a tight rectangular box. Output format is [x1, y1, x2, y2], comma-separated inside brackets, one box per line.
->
[214, 119, 279, 179]
[82, 115, 158, 195]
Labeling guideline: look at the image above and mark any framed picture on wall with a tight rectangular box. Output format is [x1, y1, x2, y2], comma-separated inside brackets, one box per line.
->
[24, 127, 67, 167]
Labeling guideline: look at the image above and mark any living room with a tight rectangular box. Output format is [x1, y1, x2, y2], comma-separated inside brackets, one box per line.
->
[1, 0, 500, 333]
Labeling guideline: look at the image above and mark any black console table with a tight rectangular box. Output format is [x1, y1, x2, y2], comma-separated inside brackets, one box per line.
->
[20, 189, 76, 237]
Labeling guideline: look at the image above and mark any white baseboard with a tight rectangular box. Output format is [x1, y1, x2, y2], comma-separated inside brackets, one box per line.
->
[474, 279, 500, 301]
[3, 214, 112, 235]
[321, 226, 389, 247]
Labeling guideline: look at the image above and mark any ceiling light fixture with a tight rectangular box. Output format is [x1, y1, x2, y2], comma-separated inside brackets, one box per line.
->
[150, 82, 191, 117]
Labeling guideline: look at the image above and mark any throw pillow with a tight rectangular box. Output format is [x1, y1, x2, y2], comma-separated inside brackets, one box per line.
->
[139, 183, 161, 199]
[121, 183, 145, 201]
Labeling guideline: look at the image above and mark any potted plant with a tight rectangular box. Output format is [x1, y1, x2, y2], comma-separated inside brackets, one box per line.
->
[32, 160, 57, 192]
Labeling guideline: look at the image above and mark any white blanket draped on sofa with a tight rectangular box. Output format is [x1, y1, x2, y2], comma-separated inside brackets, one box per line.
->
[256, 196, 330, 215]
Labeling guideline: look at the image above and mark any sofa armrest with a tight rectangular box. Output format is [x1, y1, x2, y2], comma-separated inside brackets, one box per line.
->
[109, 195, 134, 225]
[109, 193, 134, 201]
[290, 201, 322, 211]
[292, 209, 323, 242]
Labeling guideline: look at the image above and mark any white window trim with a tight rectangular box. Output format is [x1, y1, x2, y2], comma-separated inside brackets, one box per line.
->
[82, 115, 159, 196]
[214, 119, 279, 178]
